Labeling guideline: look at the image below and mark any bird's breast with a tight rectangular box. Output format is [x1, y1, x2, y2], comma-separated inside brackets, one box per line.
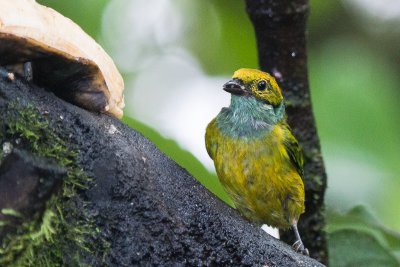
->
[212, 124, 304, 227]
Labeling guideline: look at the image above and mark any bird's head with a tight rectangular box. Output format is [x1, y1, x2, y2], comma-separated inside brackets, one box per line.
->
[223, 68, 283, 107]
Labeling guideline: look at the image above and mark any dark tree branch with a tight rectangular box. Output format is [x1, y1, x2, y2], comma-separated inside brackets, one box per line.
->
[0, 74, 325, 265]
[245, 0, 328, 263]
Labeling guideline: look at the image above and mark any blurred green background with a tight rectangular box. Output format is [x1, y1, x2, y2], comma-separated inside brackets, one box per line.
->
[38, 0, 400, 263]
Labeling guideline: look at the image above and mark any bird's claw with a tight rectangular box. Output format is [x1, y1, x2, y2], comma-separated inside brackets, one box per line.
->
[292, 240, 302, 251]
[292, 240, 309, 256]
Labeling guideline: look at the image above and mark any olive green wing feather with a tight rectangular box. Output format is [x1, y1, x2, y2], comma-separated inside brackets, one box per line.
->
[283, 125, 304, 178]
[205, 118, 218, 160]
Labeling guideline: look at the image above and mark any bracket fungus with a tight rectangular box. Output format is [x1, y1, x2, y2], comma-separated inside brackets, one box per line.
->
[0, 0, 124, 118]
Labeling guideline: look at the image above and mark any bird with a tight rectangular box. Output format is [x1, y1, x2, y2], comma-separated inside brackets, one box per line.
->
[205, 68, 308, 255]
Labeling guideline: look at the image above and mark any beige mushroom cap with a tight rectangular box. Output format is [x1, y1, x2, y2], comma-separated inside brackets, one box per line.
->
[0, 0, 125, 118]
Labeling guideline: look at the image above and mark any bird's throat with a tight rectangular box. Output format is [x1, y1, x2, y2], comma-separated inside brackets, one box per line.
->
[216, 96, 285, 138]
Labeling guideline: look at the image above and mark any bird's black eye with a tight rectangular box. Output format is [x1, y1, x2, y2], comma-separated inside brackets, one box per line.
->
[257, 80, 267, 91]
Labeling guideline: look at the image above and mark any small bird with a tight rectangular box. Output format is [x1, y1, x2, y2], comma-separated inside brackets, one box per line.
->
[205, 68, 308, 255]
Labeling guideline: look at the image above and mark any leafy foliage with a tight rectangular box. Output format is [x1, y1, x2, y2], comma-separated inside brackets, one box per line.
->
[329, 230, 398, 267]
[328, 206, 400, 266]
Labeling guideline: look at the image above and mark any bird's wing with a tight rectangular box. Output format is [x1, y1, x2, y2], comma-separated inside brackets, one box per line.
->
[205, 118, 218, 160]
[283, 124, 304, 179]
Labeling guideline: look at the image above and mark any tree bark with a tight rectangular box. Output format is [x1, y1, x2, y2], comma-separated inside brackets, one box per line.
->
[245, 0, 328, 263]
[0, 73, 325, 265]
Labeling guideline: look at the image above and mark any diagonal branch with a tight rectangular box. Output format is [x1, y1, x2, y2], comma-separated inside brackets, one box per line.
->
[0, 73, 326, 265]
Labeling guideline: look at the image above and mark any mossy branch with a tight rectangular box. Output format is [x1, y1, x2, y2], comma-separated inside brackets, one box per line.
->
[0, 72, 324, 266]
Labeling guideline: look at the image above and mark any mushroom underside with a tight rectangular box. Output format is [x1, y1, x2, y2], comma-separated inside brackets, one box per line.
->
[0, 33, 110, 113]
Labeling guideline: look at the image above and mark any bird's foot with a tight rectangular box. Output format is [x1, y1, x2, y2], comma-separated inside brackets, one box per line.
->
[292, 240, 309, 256]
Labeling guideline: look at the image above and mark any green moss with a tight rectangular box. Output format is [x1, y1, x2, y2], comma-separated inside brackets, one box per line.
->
[0, 103, 107, 266]
[1, 209, 22, 217]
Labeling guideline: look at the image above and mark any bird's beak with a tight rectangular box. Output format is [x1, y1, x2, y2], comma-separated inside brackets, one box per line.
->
[223, 79, 246, 95]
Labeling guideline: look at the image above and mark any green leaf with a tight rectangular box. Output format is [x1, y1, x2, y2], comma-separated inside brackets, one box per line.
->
[327, 205, 400, 251]
[329, 229, 399, 267]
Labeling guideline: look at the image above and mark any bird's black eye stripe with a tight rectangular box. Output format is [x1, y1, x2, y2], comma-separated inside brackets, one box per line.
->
[257, 80, 267, 91]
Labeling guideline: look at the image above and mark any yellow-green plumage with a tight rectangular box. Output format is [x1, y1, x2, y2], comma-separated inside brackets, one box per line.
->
[206, 118, 304, 228]
[206, 68, 308, 254]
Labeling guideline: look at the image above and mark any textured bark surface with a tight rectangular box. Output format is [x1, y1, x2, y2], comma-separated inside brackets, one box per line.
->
[245, 0, 328, 263]
[0, 149, 65, 240]
[0, 74, 325, 266]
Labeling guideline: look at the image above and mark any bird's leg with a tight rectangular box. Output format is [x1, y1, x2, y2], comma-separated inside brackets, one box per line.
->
[291, 222, 309, 256]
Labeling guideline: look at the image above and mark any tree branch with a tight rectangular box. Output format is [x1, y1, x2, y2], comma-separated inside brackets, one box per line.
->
[0, 73, 325, 265]
[245, 0, 328, 263]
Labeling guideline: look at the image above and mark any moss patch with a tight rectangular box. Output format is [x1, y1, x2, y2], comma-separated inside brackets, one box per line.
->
[0, 102, 107, 266]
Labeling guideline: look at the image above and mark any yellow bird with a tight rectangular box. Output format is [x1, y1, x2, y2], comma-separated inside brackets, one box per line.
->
[205, 68, 308, 255]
